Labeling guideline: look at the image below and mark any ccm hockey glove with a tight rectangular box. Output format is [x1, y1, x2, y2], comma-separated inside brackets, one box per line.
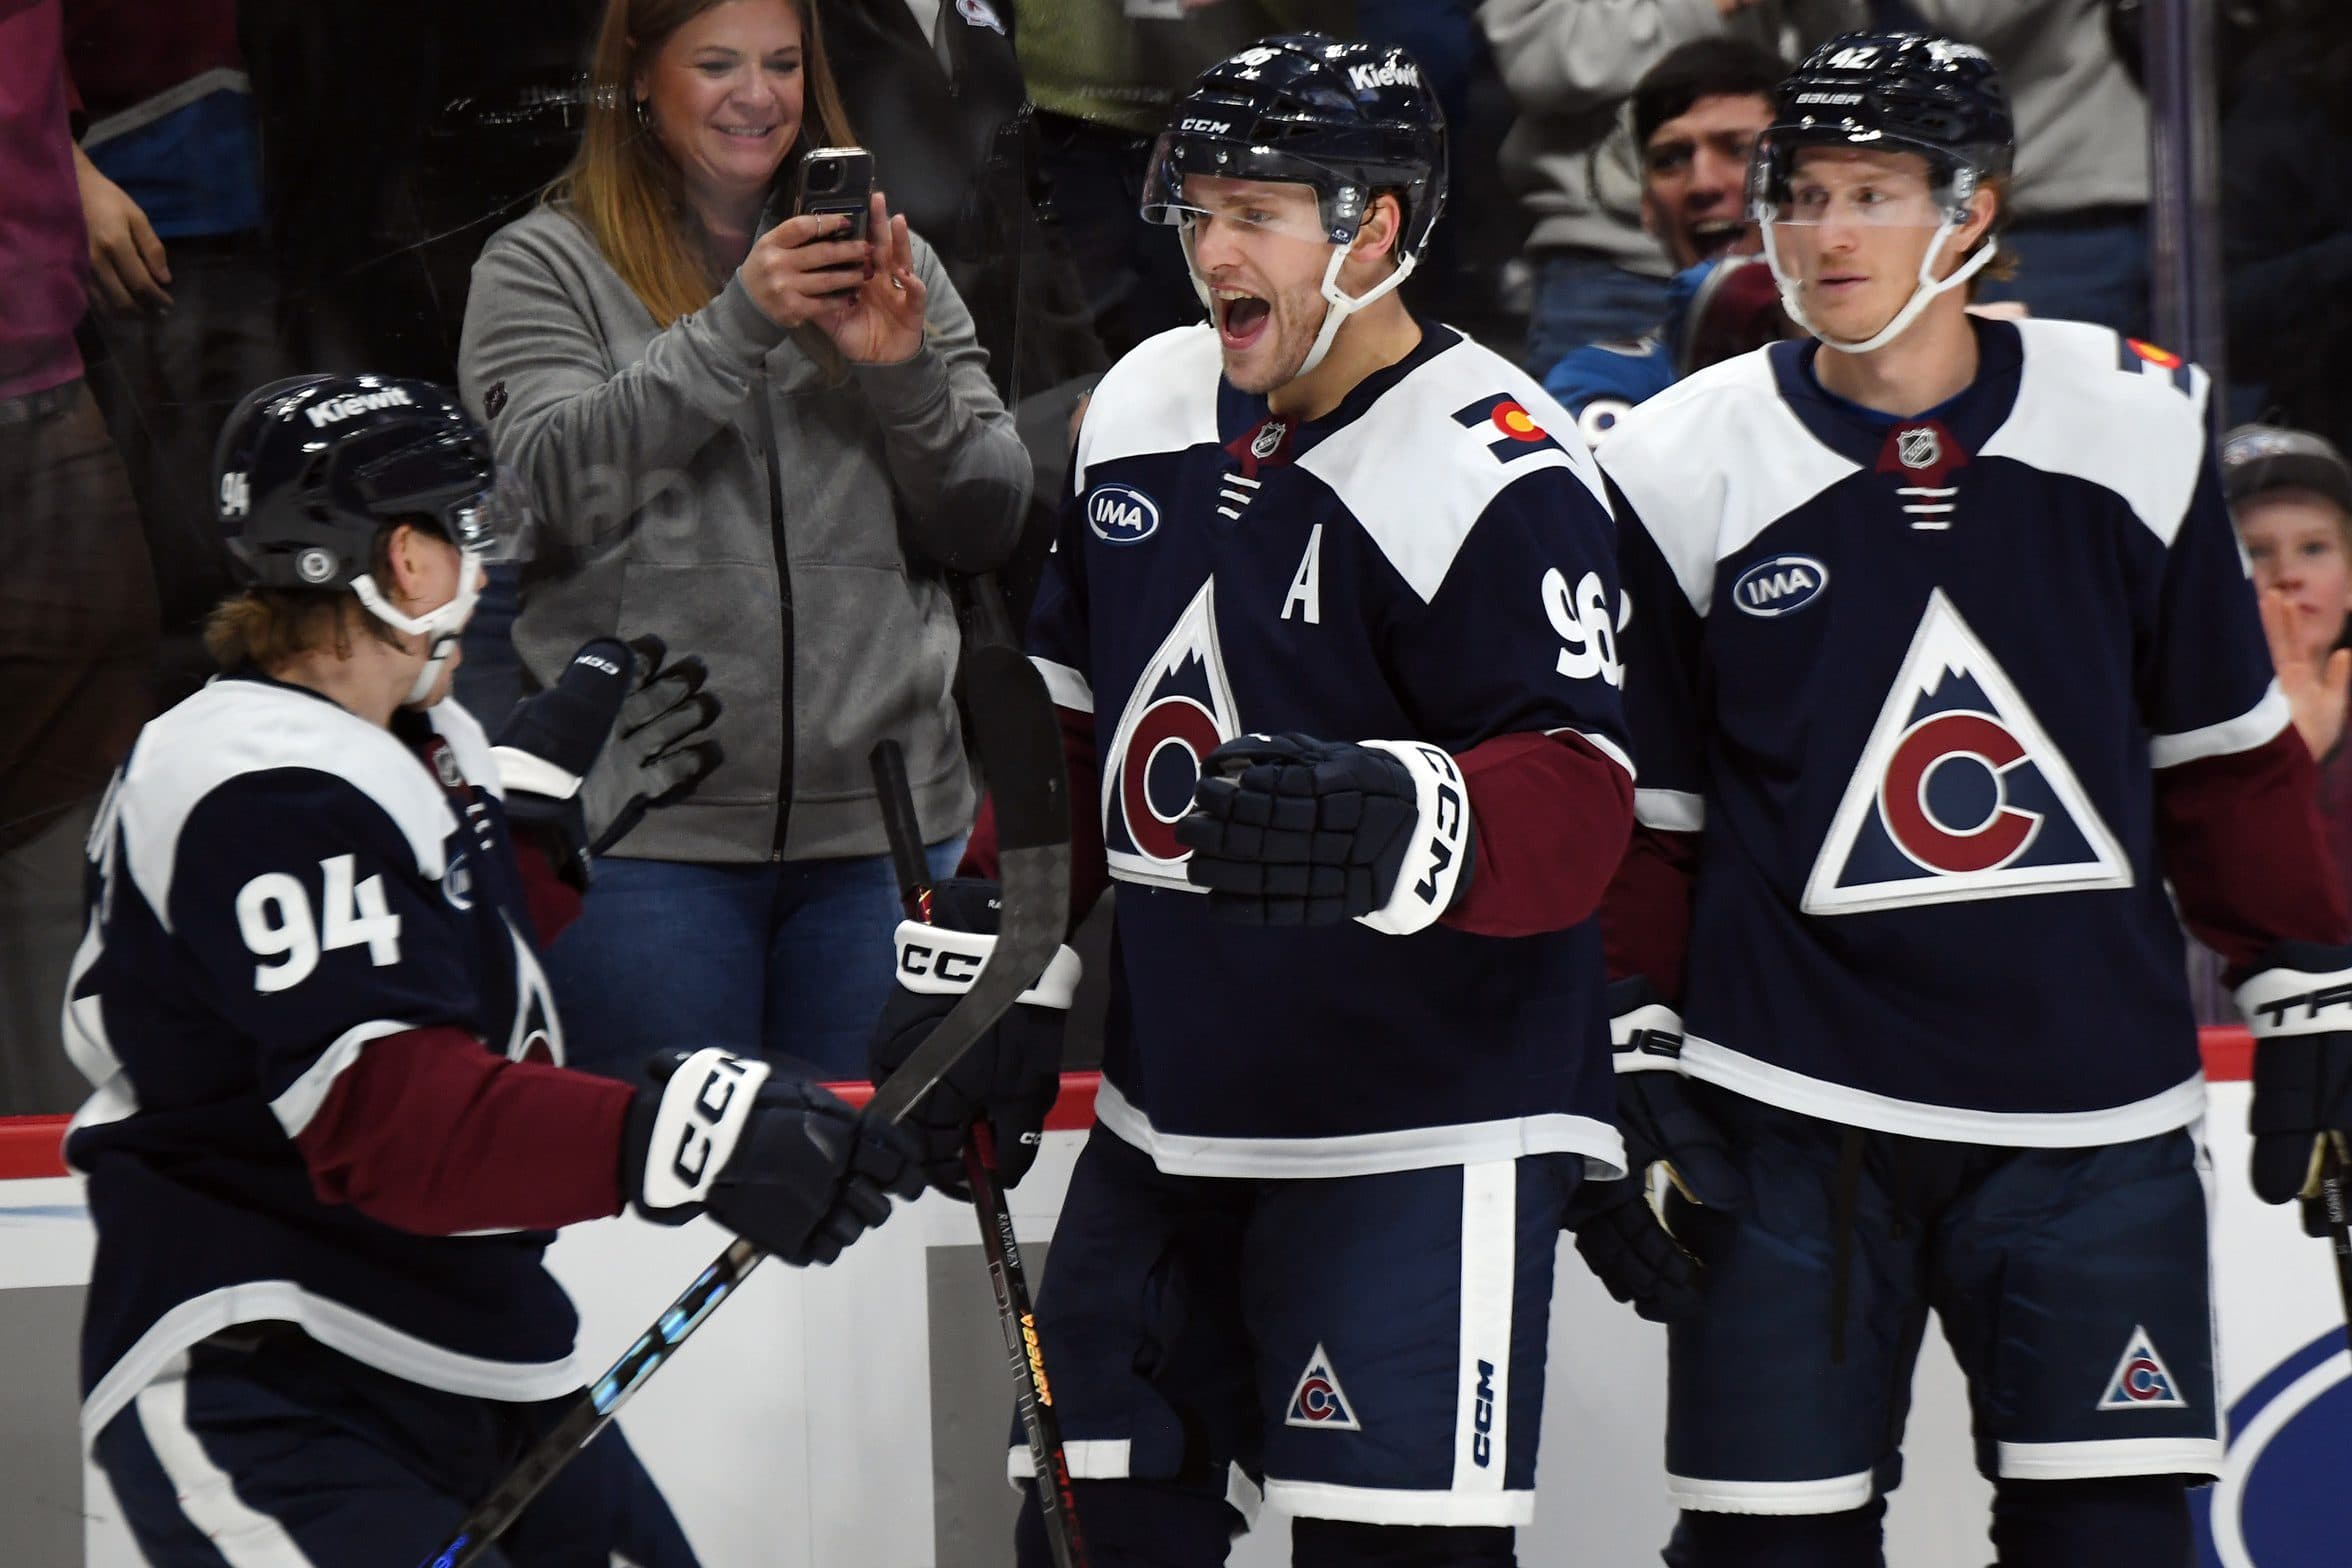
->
[2238, 943, 2352, 1211]
[494, 636, 722, 883]
[623, 1049, 922, 1266]
[869, 878, 1082, 1197]
[1176, 733, 1473, 932]
[1605, 977, 1747, 1211]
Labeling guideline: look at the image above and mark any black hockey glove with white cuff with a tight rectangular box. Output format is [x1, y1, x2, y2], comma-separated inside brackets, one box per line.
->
[1604, 977, 1747, 1212]
[493, 636, 722, 885]
[2237, 942, 2352, 1213]
[869, 878, 1082, 1198]
[623, 1049, 923, 1266]
[1564, 1174, 1706, 1325]
[1176, 733, 1473, 931]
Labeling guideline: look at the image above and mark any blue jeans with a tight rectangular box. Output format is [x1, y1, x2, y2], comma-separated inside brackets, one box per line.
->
[1523, 250, 1673, 378]
[544, 838, 965, 1083]
[1977, 208, 2151, 342]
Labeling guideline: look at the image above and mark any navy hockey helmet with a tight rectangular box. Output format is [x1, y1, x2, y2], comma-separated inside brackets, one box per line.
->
[211, 374, 515, 594]
[1142, 34, 1447, 264]
[1750, 32, 2014, 223]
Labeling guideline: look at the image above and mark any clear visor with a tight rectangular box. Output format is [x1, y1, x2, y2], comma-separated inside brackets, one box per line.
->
[1140, 132, 1358, 247]
[446, 466, 537, 564]
[1748, 129, 1973, 229]
[356, 432, 534, 564]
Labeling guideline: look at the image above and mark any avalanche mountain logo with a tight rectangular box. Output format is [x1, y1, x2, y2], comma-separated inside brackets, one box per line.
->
[1101, 579, 1239, 891]
[1803, 590, 2130, 916]
[1285, 1344, 1362, 1430]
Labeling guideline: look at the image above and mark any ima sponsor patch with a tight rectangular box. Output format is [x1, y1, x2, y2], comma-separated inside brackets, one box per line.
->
[1285, 1343, 1362, 1430]
[1803, 590, 2129, 915]
[1453, 395, 1565, 462]
[1101, 579, 1239, 890]
[2098, 1325, 2188, 1412]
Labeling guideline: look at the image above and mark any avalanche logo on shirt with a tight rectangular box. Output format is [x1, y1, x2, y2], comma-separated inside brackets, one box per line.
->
[1102, 579, 1240, 891]
[1803, 590, 2130, 915]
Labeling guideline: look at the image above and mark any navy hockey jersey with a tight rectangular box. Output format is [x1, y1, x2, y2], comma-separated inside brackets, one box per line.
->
[1027, 322, 1635, 1179]
[63, 676, 582, 1441]
[1602, 318, 2338, 1145]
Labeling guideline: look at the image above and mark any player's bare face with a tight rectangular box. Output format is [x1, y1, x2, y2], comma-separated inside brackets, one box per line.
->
[641, 0, 805, 216]
[1776, 149, 1951, 342]
[1642, 93, 1770, 270]
[2239, 490, 2352, 664]
[1181, 177, 1338, 395]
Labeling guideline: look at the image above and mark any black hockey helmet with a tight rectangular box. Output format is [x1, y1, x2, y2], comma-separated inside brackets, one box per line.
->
[1140, 34, 1447, 264]
[211, 374, 515, 593]
[1749, 32, 2014, 221]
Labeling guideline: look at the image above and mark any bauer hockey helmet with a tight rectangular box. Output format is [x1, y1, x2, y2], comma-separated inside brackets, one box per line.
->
[1141, 34, 1447, 377]
[1749, 32, 2015, 354]
[212, 374, 521, 701]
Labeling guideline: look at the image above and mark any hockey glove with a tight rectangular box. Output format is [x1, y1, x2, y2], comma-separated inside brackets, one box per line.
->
[1608, 978, 1748, 1213]
[623, 1049, 923, 1266]
[1175, 733, 1473, 933]
[1563, 1174, 1706, 1324]
[2238, 942, 2352, 1214]
[869, 878, 1081, 1198]
[493, 636, 723, 884]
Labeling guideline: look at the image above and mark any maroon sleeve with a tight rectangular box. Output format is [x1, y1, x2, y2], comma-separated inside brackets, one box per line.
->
[958, 703, 1108, 927]
[512, 834, 584, 948]
[1441, 730, 1634, 939]
[294, 1027, 635, 1235]
[2157, 725, 2352, 978]
[1601, 825, 1701, 1004]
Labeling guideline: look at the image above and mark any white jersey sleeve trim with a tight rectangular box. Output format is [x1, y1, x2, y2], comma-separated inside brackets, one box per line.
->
[2148, 683, 2292, 769]
[1552, 725, 1635, 781]
[1032, 657, 1094, 715]
[1598, 352, 1859, 618]
[1995, 1438, 2223, 1481]
[1092, 1076, 1627, 1181]
[1635, 788, 1704, 833]
[1262, 1478, 1536, 1529]
[1981, 320, 2212, 548]
[1666, 1468, 1877, 1516]
[81, 1280, 583, 1445]
[1680, 1035, 2208, 1147]
[1073, 326, 1224, 489]
[121, 682, 457, 930]
[268, 1020, 414, 1139]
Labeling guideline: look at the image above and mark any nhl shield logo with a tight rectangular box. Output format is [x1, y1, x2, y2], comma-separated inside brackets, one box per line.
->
[1896, 426, 1942, 470]
[1250, 421, 1287, 460]
[1803, 590, 2129, 915]
[1102, 579, 1240, 890]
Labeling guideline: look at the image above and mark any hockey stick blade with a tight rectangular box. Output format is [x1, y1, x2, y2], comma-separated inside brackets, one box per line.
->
[423, 608, 1069, 1567]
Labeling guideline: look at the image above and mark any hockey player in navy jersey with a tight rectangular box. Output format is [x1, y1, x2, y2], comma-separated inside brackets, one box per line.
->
[867, 32, 1643, 1568]
[67, 374, 922, 1566]
[1597, 33, 2352, 1567]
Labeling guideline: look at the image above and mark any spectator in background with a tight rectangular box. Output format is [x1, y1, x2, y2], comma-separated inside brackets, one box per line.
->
[459, 0, 1032, 1080]
[64, 0, 282, 708]
[1904, 2, 2152, 337]
[2223, 424, 2352, 888]
[0, 0, 159, 1115]
[1479, 0, 1861, 373]
[1540, 36, 1789, 442]
[1009, 0, 1349, 361]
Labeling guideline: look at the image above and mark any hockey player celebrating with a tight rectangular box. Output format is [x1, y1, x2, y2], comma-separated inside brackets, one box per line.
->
[66, 374, 921, 1565]
[869, 34, 1644, 1568]
[1597, 33, 2352, 1567]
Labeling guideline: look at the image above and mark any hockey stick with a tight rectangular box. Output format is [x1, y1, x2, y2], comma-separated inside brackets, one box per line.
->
[2308, 1134, 2352, 1355]
[872, 735, 1089, 1568]
[422, 615, 1070, 1568]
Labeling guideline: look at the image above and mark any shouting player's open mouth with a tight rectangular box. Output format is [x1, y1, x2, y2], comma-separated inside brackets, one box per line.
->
[1215, 289, 1273, 352]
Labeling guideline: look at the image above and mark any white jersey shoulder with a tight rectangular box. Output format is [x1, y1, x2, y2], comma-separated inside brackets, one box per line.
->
[118, 680, 458, 930]
[1074, 324, 1223, 491]
[1600, 346, 1858, 618]
[1299, 331, 1611, 605]
[1982, 319, 2213, 547]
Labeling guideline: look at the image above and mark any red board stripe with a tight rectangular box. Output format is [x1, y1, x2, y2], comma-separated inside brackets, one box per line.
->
[0, 1035, 2264, 1186]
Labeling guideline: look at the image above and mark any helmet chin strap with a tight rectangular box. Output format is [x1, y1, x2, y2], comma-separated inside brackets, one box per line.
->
[349, 549, 486, 706]
[1762, 216, 2001, 357]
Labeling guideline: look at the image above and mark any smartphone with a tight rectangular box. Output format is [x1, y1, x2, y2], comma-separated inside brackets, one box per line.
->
[793, 146, 875, 243]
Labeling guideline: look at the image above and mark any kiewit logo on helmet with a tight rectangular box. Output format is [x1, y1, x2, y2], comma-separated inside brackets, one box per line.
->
[1349, 59, 1419, 91]
[306, 388, 416, 428]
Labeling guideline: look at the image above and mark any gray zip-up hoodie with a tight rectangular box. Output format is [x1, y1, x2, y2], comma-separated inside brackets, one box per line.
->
[458, 203, 1030, 864]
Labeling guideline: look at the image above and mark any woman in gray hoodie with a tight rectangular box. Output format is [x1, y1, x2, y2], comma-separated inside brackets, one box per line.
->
[458, 0, 1031, 1079]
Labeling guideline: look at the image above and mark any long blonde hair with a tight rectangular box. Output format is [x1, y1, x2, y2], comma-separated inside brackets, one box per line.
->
[552, 0, 858, 326]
